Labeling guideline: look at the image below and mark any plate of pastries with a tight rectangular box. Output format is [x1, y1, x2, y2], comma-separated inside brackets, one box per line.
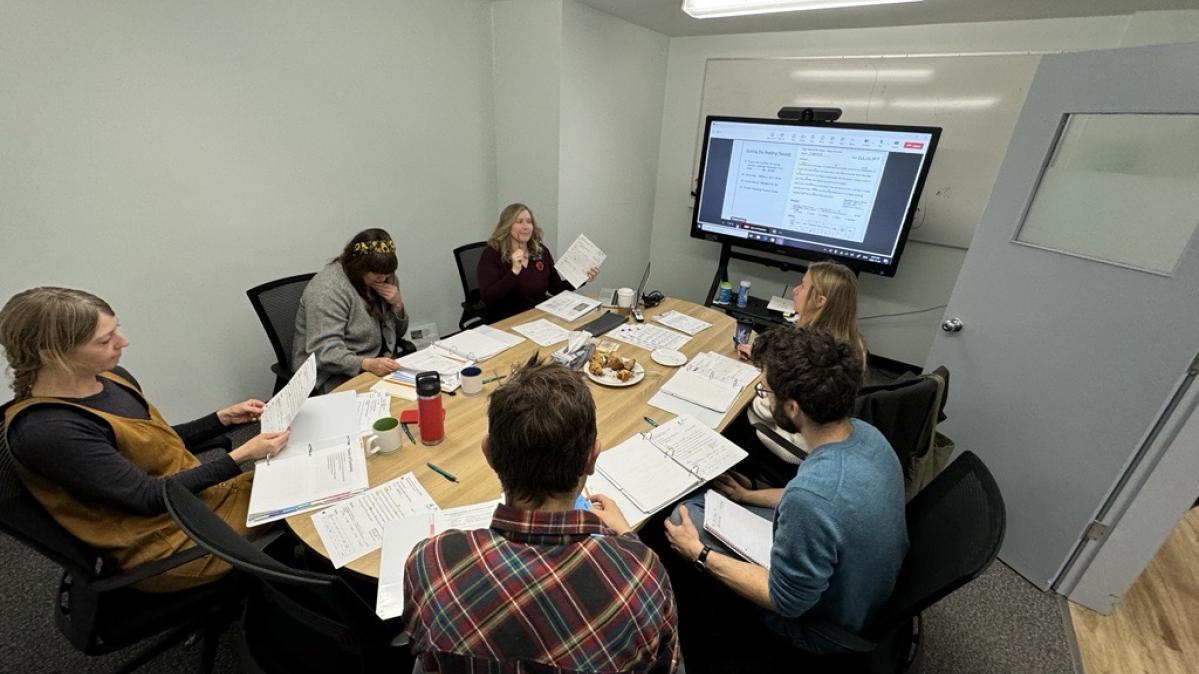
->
[586, 353, 645, 387]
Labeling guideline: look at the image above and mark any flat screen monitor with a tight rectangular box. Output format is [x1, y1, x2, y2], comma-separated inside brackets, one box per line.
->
[690, 116, 941, 277]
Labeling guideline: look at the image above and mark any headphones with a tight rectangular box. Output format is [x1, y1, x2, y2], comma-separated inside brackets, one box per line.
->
[641, 290, 665, 308]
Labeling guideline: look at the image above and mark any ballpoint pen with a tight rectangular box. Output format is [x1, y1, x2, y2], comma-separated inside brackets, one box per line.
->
[643, 416, 659, 428]
[400, 422, 415, 444]
[426, 462, 459, 483]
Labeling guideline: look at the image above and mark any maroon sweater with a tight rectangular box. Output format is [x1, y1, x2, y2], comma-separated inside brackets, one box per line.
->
[477, 246, 575, 323]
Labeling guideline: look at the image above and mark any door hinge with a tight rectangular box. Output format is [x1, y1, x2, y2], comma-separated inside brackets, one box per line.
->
[1083, 521, 1109, 541]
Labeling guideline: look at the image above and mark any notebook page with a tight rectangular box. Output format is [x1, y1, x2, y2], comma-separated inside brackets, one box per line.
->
[703, 491, 773, 569]
[648, 414, 748, 480]
[595, 434, 699, 514]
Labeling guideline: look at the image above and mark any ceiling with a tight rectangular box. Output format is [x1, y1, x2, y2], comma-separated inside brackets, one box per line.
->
[573, 0, 1199, 37]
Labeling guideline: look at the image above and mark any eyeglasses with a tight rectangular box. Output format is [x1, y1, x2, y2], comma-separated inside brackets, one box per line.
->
[754, 382, 774, 399]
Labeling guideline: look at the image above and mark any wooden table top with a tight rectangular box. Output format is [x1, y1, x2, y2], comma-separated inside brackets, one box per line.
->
[286, 297, 759, 579]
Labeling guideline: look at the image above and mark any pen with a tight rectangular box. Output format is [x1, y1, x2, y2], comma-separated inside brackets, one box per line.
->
[426, 462, 459, 483]
[482, 374, 507, 384]
[643, 416, 659, 428]
[400, 422, 415, 444]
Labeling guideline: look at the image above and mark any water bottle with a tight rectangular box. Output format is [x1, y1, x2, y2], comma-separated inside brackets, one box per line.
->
[737, 280, 752, 308]
[416, 371, 445, 446]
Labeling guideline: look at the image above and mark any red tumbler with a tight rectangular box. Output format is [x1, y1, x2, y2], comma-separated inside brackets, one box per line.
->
[415, 371, 444, 446]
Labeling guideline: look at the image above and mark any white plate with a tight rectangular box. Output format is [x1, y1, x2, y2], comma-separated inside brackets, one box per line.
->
[587, 362, 646, 387]
[651, 348, 688, 367]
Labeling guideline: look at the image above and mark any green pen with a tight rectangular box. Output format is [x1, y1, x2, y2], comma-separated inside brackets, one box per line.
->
[643, 416, 659, 428]
[426, 462, 459, 483]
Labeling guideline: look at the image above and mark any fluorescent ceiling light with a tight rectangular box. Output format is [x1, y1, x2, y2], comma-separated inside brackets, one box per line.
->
[683, 0, 922, 19]
[790, 68, 933, 82]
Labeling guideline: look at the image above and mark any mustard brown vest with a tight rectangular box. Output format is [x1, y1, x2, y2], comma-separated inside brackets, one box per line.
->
[3, 371, 253, 592]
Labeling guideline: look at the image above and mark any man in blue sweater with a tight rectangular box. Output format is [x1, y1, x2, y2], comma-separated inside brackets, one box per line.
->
[664, 326, 908, 658]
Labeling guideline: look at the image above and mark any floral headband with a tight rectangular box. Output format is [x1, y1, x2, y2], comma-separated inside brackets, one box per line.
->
[352, 239, 396, 256]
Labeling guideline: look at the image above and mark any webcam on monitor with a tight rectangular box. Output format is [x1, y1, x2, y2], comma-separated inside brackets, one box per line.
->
[777, 107, 842, 123]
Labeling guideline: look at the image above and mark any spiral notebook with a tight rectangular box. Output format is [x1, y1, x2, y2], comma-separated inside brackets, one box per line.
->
[594, 415, 747, 514]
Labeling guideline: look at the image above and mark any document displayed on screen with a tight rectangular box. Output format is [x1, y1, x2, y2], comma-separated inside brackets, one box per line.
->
[722, 141, 886, 243]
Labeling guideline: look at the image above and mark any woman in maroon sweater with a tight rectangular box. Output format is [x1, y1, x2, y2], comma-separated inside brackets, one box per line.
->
[477, 203, 599, 323]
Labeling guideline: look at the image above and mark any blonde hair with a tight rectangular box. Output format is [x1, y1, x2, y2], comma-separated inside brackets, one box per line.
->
[0, 287, 114, 399]
[487, 203, 544, 265]
[797, 262, 866, 361]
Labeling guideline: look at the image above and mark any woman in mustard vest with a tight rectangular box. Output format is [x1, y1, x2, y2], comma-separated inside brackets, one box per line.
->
[0, 287, 289, 592]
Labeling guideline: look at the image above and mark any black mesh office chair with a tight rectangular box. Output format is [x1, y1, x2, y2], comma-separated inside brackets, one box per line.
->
[453, 242, 489, 330]
[246, 273, 316, 393]
[772, 450, 1007, 673]
[0, 413, 242, 673]
[163, 481, 409, 673]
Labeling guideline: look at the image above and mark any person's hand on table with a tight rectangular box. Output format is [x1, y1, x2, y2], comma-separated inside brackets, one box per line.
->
[362, 357, 402, 377]
[712, 470, 754, 503]
[664, 505, 705, 562]
[230, 430, 290, 464]
[589, 493, 633, 535]
[370, 281, 405, 311]
[217, 399, 265, 426]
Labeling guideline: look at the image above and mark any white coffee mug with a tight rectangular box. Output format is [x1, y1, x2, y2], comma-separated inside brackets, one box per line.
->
[616, 287, 635, 309]
[367, 417, 403, 455]
[461, 366, 483, 396]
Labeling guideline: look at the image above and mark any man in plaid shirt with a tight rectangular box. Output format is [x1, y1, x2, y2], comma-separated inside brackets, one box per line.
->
[403, 356, 679, 673]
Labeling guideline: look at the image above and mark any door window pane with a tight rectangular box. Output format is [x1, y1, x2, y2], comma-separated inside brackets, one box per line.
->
[1015, 114, 1199, 274]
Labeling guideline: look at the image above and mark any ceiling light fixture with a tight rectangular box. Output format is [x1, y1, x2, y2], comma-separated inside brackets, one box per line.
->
[683, 0, 922, 20]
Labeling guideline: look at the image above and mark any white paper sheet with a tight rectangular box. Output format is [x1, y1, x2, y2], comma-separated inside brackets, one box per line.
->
[260, 353, 317, 433]
[585, 472, 653, 530]
[648, 415, 747, 480]
[555, 234, 607, 289]
[686, 352, 760, 390]
[370, 378, 419, 401]
[652, 310, 712, 336]
[766, 295, 796, 314]
[511, 318, 570, 347]
[537, 291, 602, 322]
[272, 391, 359, 461]
[311, 473, 439, 568]
[660, 369, 740, 413]
[375, 498, 503, 620]
[606, 323, 691, 352]
[703, 491, 773, 569]
[356, 391, 390, 435]
[432, 326, 522, 362]
[393, 348, 468, 391]
[648, 391, 725, 429]
[246, 434, 369, 526]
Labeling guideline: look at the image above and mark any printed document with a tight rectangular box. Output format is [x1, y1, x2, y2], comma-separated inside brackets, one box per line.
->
[260, 353, 317, 433]
[648, 390, 725, 429]
[375, 498, 502, 620]
[311, 473, 439, 568]
[766, 296, 795, 314]
[432, 325, 522, 362]
[703, 491, 773, 569]
[594, 415, 746, 514]
[370, 378, 419, 401]
[511, 318, 570, 347]
[659, 369, 740, 414]
[356, 391, 390, 434]
[607, 323, 691, 351]
[537, 291, 601, 322]
[393, 348, 469, 391]
[652, 310, 712, 336]
[686, 352, 760, 390]
[555, 234, 607, 289]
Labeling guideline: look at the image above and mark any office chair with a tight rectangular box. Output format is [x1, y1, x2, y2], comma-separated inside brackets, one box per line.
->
[246, 273, 316, 393]
[0, 416, 242, 673]
[452, 241, 489, 330]
[755, 450, 1006, 674]
[163, 480, 410, 673]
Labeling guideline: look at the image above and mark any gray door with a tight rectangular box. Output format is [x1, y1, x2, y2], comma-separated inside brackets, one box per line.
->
[924, 42, 1199, 589]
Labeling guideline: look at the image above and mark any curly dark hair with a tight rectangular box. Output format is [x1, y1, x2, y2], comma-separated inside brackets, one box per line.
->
[335, 228, 399, 320]
[750, 326, 862, 424]
[486, 355, 597, 507]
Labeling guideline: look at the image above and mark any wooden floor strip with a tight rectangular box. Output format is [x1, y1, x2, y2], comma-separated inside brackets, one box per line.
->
[1069, 507, 1199, 674]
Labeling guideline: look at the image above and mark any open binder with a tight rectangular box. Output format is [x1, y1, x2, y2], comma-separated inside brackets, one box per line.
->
[594, 415, 746, 515]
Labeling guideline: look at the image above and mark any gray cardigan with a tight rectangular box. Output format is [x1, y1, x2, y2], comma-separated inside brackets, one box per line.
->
[292, 262, 409, 393]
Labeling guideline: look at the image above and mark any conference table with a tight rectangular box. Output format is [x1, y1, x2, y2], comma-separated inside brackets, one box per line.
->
[286, 297, 759, 579]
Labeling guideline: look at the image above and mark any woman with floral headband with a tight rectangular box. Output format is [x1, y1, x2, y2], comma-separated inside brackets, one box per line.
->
[293, 228, 410, 393]
[477, 203, 600, 323]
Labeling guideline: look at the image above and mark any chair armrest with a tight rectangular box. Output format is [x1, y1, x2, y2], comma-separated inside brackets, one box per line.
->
[802, 620, 878, 653]
[90, 545, 210, 593]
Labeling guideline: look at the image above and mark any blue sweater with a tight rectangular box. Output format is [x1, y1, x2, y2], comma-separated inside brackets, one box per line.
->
[768, 419, 908, 634]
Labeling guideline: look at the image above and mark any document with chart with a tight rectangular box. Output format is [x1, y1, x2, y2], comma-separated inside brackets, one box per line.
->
[594, 415, 746, 514]
[537, 291, 602, 322]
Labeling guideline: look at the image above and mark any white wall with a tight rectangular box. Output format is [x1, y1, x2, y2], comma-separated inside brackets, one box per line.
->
[559, 1, 670, 290]
[492, 0, 562, 248]
[647, 14, 1181, 365]
[0, 0, 497, 419]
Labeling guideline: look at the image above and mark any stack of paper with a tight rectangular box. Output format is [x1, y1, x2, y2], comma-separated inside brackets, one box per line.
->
[652, 310, 712, 336]
[593, 415, 746, 515]
[703, 491, 773, 569]
[375, 498, 502, 620]
[537, 291, 602, 322]
[511, 318, 570, 347]
[607, 323, 691, 351]
[432, 325, 523, 362]
[247, 390, 368, 526]
[555, 234, 607, 289]
[311, 473, 439, 568]
[391, 348, 470, 392]
[649, 352, 760, 428]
